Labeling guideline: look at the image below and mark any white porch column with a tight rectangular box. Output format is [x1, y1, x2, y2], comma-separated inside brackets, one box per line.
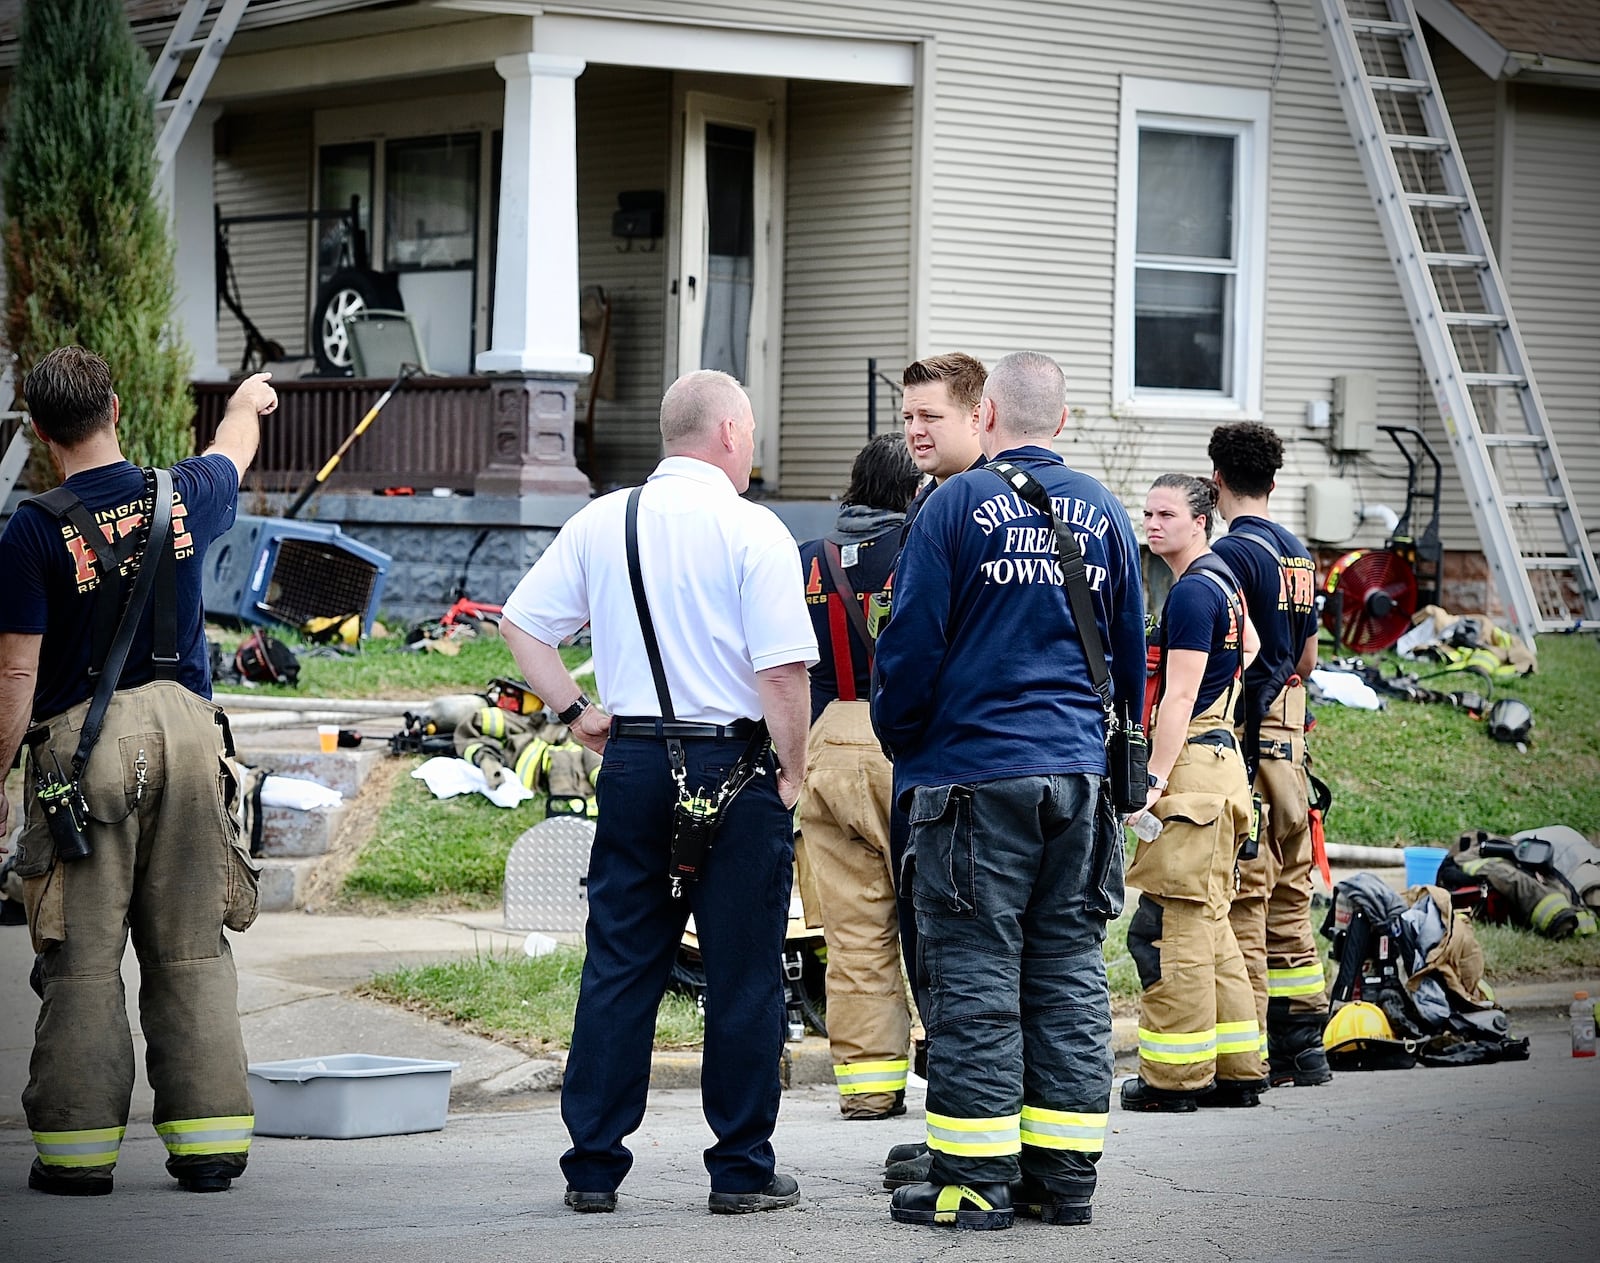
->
[166, 105, 227, 381]
[478, 53, 592, 376]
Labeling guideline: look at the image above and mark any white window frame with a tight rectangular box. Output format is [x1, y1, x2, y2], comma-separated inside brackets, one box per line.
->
[1114, 78, 1270, 420]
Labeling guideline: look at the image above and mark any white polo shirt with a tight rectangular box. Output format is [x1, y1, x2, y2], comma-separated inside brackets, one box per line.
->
[502, 456, 819, 724]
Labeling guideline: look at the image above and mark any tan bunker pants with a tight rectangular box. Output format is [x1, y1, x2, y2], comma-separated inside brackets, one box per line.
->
[1126, 690, 1263, 1093]
[797, 700, 910, 1116]
[16, 682, 259, 1187]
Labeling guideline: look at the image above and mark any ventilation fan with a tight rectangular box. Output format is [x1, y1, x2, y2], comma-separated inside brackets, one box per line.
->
[1322, 548, 1419, 653]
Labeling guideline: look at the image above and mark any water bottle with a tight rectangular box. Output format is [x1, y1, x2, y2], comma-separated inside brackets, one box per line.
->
[1127, 810, 1163, 843]
[1572, 991, 1596, 1058]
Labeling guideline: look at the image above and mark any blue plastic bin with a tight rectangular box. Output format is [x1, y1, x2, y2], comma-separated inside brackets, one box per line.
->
[1403, 846, 1447, 888]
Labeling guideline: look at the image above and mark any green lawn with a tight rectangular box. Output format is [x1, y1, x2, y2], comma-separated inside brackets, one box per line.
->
[363, 946, 705, 1051]
[1309, 633, 1600, 847]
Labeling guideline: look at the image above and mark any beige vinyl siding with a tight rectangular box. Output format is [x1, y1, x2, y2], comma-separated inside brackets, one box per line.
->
[780, 80, 913, 499]
[213, 110, 313, 371]
[570, 0, 1437, 539]
[1504, 85, 1600, 546]
[1432, 36, 1498, 243]
[576, 66, 672, 489]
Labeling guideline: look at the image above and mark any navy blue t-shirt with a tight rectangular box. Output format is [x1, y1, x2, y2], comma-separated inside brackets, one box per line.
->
[0, 454, 239, 718]
[800, 526, 901, 724]
[1160, 561, 1245, 715]
[1212, 515, 1318, 706]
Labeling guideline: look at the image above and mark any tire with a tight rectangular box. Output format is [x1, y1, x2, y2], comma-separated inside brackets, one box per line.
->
[310, 268, 403, 374]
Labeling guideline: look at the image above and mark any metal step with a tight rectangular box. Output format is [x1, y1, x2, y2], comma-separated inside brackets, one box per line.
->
[1442, 311, 1507, 328]
[1504, 495, 1563, 510]
[1370, 76, 1430, 92]
[1458, 372, 1525, 388]
[1387, 134, 1450, 151]
[1423, 252, 1487, 268]
[1480, 434, 1547, 448]
[1349, 18, 1411, 34]
[1405, 193, 1469, 209]
[1521, 556, 1580, 570]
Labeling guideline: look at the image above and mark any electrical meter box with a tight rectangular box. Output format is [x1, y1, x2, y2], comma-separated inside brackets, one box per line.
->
[1305, 480, 1358, 544]
[1331, 373, 1378, 453]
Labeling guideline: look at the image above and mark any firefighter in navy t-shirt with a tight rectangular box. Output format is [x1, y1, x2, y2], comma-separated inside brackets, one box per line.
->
[1122, 475, 1265, 1113]
[1209, 421, 1332, 1088]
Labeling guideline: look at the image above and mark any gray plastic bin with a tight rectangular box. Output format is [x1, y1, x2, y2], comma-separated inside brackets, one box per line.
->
[248, 1054, 459, 1139]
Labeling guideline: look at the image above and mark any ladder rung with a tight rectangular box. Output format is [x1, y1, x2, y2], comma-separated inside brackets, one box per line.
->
[1481, 434, 1547, 448]
[1369, 76, 1430, 93]
[1521, 556, 1580, 571]
[1538, 618, 1600, 633]
[1424, 252, 1487, 268]
[1460, 372, 1525, 388]
[1405, 193, 1469, 210]
[1505, 495, 1563, 510]
[1350, 18, 1412, 35]
[1442, 311, 1507, 328]
[1387, 134, 1449, 151]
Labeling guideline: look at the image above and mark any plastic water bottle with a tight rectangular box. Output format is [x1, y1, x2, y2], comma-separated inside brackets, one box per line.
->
[1127, 810, 1164, 843]
[1572, 991, 1596, 1058]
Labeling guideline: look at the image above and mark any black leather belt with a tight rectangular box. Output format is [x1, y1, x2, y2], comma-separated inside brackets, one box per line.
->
[610, 716, 759, 740]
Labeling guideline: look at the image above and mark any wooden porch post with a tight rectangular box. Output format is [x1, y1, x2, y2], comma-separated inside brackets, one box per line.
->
[476, 52, 592, 496]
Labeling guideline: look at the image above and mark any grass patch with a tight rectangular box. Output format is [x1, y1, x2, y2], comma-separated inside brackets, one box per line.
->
[341, 756, 543, 907]
[1310, 634, 1600, 847]
[363, 946, 706, 1051]
[1473, 921, 1600, 982]
[1103, 909, 1140, 1004]
[212, 626, 591, 701]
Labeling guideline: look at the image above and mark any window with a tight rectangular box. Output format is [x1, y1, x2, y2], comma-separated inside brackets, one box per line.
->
[1115, 79, 1269, 416]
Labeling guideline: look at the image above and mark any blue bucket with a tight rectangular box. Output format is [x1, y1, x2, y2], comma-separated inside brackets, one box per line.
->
[1404, 846, 1447, 887]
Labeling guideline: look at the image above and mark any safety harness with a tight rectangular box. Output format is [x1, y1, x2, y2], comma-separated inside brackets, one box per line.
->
[817, 531, 895, 702]
[1146, 551, 1247, 730]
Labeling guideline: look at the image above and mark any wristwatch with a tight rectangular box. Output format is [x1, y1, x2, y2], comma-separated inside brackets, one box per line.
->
[1148, 772, 1168, 791]
[557, 695, 592, 725]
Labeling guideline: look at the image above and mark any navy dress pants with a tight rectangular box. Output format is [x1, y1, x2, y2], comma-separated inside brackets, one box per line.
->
[559, 733, 793, 1195]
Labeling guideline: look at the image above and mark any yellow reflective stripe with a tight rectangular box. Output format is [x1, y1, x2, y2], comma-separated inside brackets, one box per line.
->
[515, 739, 549, 789]
[1215, 1020, 1262, 1055]
[33, 1126, 125, 1166]
[1530, 892, 1568, 930]
[926, 1110, 1021, 1157]
[1019, 1106, 1108, 1153]
[936, 1184, 996, 1219]
[156, 1116, 254, 1156]
[1139, 1027, 1216, 1064]
[834, 1059, 909, 1095]
[1258, 1031, 1268, 1053]
[1268, 965, 1327, 998]
[1461, 858, 1487, 875]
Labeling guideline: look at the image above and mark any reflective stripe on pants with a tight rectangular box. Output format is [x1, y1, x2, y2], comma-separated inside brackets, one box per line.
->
[1267, 963, 1327, 998]
[926, 1110, 1021, 1158]
[834, 1059, 909, 1096]
[1138, 1027, 1217, 1064]
[1019, 1106, 1107, 1153]
[155, 1115, 255, 1157]
[33, 1125, 126, 1169]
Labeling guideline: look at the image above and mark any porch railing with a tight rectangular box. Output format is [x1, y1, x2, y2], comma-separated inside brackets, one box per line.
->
[192, 375, 496, 494]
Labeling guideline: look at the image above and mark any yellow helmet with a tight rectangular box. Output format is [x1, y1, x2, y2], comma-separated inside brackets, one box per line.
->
[1323, 1001, 1394, 1051]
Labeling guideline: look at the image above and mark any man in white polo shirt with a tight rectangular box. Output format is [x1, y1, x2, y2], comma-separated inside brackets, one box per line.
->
[500, 369, 817, 1217]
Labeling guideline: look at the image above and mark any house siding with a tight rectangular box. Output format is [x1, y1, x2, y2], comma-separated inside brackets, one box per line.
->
[213, 110, 313, 373]
[1505, 84, 1600, 538]
[780, 79, 914, 499]
[576, 65, 673, 489]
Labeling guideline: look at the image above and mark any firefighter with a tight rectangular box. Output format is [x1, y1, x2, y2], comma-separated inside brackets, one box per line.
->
[1209, 422, 1333, 1087]
[1122, 474, 1266, 1112]
[0, 350, 277, 1195]
[797, 435, 921, 1120]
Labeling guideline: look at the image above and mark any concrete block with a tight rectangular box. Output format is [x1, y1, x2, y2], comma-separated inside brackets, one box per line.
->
[235, 748, 385, 799]
[256, 858, 316, 912]
[257, 804, 348, 858]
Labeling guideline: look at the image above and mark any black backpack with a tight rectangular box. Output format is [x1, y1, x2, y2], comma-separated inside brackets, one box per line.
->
[235, 630, 301, 686]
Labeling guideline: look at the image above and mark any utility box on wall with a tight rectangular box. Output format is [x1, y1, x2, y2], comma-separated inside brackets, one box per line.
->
[1331, 373, 1378, 453]
[1305, 480, 1358, 544]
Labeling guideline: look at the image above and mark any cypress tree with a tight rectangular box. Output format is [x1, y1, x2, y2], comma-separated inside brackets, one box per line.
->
[3, 0, 194, 477]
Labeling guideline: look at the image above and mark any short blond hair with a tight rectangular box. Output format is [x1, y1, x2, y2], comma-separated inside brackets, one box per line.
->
[660, 370, 748, 445]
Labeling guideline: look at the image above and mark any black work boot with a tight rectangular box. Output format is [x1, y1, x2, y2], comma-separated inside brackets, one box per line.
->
[29, 1160, 112, 1197]
[883, 1147, 932, 1190]
[843, 1090, 907, 1122]
[1268, 1002, 1334, 1086]
[1011, 1174, 1093, 1225]
[708, 1173, 801, 1215]
[1119, 1076, 1201, 1113]
[884, 1139, 927, 1167]
[889, 1180, 1013, 1230]
[1196, 1077, 1263, 1108]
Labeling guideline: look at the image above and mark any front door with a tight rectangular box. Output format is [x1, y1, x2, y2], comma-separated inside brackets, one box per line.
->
[677, 92, 775, 481]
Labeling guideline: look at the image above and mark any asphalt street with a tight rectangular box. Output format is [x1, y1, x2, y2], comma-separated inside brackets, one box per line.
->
[2, 1018, 1595, 1263]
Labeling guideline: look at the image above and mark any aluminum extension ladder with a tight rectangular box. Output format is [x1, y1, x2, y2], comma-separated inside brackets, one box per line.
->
[1317, 0, 1600, 645]
[149, 0, 250, 188]
[0, 422, 29, 508]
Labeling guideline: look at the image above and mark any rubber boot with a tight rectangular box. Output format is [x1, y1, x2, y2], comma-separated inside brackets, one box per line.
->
[1012, 1174, 1093, 1225]
[889, 1181, 1013, 1230]
[1268, 1001, 1334, 1087]
[1119, 1076, 1203, 1113]
[883, 1147, 932, 1190]
[1195, 1077, 1264, 1108]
